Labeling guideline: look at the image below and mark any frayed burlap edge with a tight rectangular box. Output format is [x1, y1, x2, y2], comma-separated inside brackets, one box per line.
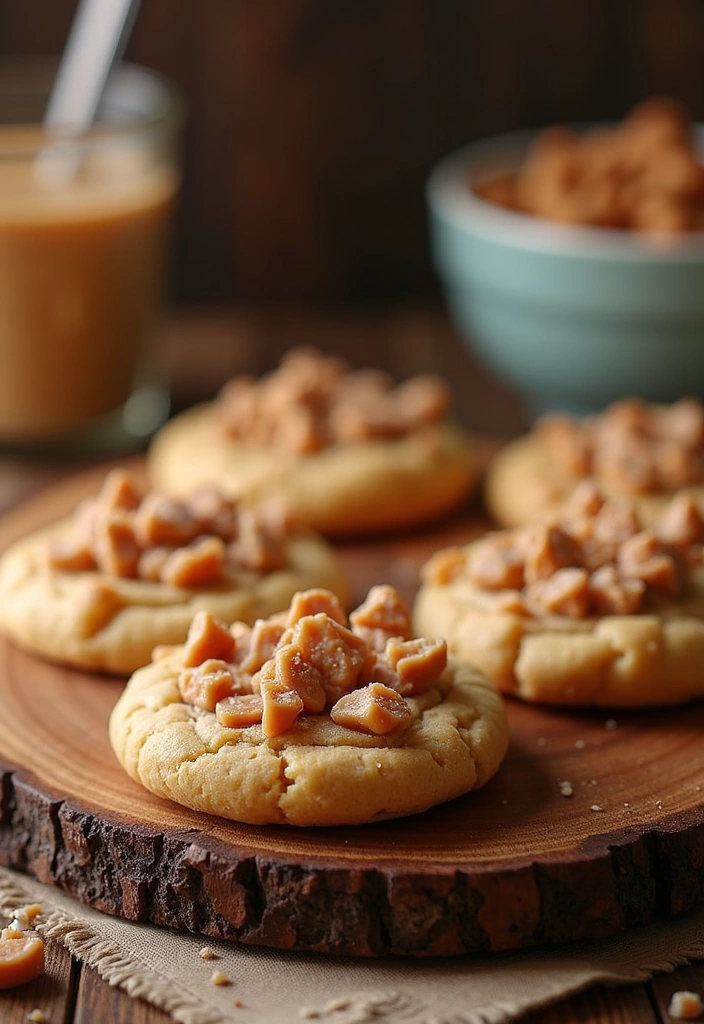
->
[289, 934, 704, 1024]
[0, 872, 223, 1024]
[440, 939, 704, 1024]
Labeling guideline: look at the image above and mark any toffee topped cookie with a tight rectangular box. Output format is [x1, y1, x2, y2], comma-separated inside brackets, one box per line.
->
[0, 469, 346, 674]
[415, 484, 704, 707]
[108, 586, 508, 826]
[485, 397, 704, 528]
[148, 347, 476, 536]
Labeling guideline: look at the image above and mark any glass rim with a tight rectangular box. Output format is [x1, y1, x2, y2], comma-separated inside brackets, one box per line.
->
[0, 57, 185, 152]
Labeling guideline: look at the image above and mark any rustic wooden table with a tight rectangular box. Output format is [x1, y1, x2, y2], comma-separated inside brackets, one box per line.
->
[1, 308, 703, 1024]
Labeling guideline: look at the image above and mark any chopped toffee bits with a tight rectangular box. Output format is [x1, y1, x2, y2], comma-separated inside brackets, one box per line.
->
[423, 485, 704, 620]
[0, 906, 45, 990]
[176, 585, 447, 738]
[199, 946, 217, 960]
[537, 397, 704, 495]
[47, 468, 291, 587]
[330, 682, 413, 735]
[475, 98, 704, 234]
[217, 346, 450, 454]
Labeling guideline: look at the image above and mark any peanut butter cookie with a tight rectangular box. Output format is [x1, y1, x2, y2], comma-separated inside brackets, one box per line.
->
[148, 348, 476, 536]
[0, 469, 347, 674]
[485, 397, 704, 528]
[109, 586, 508, 826]
[415, 484, 704, 707]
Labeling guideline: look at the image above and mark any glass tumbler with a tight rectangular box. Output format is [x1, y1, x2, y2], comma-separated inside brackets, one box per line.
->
[0, 60, 182, 453]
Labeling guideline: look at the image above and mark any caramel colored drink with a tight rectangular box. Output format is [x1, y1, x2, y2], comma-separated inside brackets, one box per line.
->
[0, 63, 181, 448]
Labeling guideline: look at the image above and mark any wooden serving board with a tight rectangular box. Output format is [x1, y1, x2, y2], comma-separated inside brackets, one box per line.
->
[1, 465, 704, 957]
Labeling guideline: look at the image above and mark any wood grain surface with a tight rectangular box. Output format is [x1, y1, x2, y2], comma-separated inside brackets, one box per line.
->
[1, 463, 704, 958]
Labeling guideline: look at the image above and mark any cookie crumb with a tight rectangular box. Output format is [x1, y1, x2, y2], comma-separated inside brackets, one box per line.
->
[299, 1010, 319, 1020]
[233, 999, 243, 1008]
[590, 804, 604, 812]
[323, 998, 350, 1012]
[27, 1012, 47, 1024]
[200, 946, 217, 960]
[210, 970, 231, 986]
[668, 990, 702, 1019]
[575, 739, 586, 749]
[605, 718, 618, 729]
[559, 780, 573, 797]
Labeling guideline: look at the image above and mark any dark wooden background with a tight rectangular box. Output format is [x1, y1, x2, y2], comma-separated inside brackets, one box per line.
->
[2, 0, 704, 308]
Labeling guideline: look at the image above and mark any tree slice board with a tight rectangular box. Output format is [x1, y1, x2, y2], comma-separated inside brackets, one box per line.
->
[0, 464, 704, 957]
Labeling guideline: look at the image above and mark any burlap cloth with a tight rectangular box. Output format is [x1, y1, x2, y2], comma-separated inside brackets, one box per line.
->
[3, 865, 704, 1023]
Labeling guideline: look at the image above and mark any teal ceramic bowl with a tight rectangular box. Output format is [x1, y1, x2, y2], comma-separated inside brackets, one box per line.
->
[427, 129, 704, 415]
